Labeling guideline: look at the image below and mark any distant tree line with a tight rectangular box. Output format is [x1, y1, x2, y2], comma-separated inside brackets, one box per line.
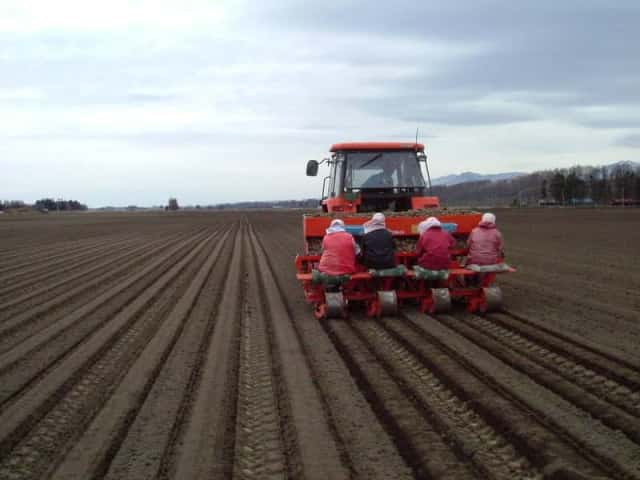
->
[544, 164, 640, 204]
[0, 200, 27, 210]
[432, 163, 640, 206]
[214, 199, 320, 209]
[34, 198, 88, 211]
[0, 198, 87, 212]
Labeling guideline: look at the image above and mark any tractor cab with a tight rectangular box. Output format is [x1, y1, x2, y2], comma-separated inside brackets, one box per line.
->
[306, 142, 439, 212]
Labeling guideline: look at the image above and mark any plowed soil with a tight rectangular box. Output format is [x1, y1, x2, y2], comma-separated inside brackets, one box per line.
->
[0, 208, 638, 480]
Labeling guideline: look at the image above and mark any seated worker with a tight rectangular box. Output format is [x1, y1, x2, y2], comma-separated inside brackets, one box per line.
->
[361, 212, 396, 270]
[361, 162, 395, 188]
[416, 217, 455, 270]
[318, 219, 360, 276]
[467, 213, 504, 265]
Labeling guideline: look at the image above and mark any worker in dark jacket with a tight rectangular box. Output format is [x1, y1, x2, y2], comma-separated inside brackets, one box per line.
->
[361, 213, 396, 270]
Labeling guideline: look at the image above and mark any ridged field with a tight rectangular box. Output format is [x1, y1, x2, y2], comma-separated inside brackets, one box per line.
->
[0, 208, 639, 480]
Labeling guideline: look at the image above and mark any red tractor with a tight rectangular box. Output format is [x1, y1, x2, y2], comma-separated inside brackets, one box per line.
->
[305, 142, 439, 213]
[295, 142, 514, 319]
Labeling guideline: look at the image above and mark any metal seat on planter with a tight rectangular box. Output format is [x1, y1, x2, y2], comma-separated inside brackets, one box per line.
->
[368, 264, 407, 277]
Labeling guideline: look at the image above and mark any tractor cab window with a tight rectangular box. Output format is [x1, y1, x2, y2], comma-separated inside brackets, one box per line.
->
[328, 155, 344, 197]
[343, 151, 426, 190]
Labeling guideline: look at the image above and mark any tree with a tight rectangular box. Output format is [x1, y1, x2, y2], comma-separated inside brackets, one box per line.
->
[2, 200, 26, 209]
[611, 164, 635, 199]
[549, 172, 566, 203]
[35, 198, 56, 211]
[565, 171, 587, 200]
[34, 198, 87, 211]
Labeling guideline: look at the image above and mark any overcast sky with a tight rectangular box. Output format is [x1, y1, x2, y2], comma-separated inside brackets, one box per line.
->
[1, 1, 639, 206]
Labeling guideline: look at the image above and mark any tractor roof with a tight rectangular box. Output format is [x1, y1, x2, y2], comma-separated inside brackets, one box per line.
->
[330, 142, 424, 153]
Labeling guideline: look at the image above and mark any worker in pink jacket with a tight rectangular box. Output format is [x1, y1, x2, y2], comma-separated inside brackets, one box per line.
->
[319, 219, 360, 275]
[467, 213, 504, 265]
[416, 217, 455, 270]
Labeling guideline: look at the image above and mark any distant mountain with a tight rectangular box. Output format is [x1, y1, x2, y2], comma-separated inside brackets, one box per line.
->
[431, 171, 526, 186]
[602, 160, 639, 174]
[431, 160, 639, 187]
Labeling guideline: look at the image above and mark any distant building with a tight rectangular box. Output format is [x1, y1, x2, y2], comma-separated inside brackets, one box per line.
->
[167, 198, 179, 210]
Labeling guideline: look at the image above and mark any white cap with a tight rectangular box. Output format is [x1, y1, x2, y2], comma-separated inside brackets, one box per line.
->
[326, 218, 346, 234]
[481, 213, 496, 224]
[418, 216, 441, 234]
[363, 212, 386, 234]
[371, 212, 385, 223]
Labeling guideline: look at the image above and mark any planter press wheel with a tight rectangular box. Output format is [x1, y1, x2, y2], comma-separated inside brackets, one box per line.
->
[377, 290, 398, 317]
[325, 292, 347, 319]
[431, 288, 452, 313]
[481, 287, 503, 313]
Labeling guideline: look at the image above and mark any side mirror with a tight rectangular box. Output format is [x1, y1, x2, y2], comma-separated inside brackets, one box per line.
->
[306, 160, 319, 176]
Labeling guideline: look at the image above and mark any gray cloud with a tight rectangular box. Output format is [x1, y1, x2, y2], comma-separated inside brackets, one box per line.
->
[354, 94, 535, 126]
[578, 117, 640, 129]
[615, 133, 640, 148]
[256, 1, 640, 126]
[1, 2, 639, 205]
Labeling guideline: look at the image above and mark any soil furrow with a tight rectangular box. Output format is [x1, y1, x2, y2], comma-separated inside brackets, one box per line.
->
[0, 230, 218, 468]
[0, 231, 182, 313]
[0, 237, 102, 265]
[503, 275, 639, 324]
[0, 234, 133, 281]
[50, 228, 233, 480]
[383, 314, 611, 478]
[248, 225, 349, 480]
[0, 230, 209, 383]
[0, 228, 200, 342]
[92, 225, 237, 480]
[506, 244, 640, 280]
[0, 234, 122, 268]
[440, 314, 640, 444]
[465, 313, 640, 418]
[504, 300, 640, 365]
[248, 215, 413, 480]
[325, 318, 476, 480]
[232, 229, 287, 480]
[402, 311, 640, 479]
[497, 310, 640, 378]
[352, 318, 542, 480]
[165, 225, 246, 480]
